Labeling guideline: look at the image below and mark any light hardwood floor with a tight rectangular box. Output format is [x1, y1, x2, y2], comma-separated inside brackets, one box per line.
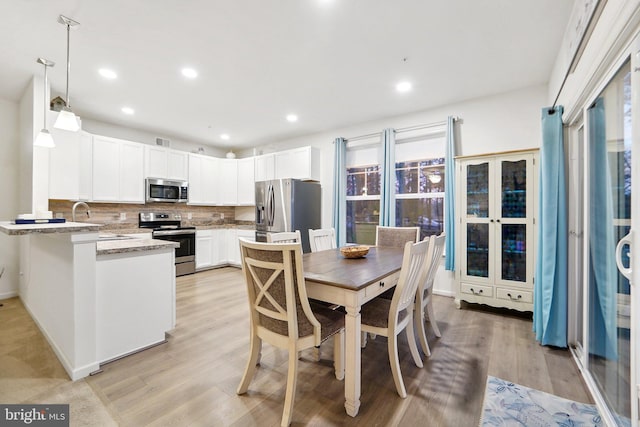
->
[0, 267, 592, 426]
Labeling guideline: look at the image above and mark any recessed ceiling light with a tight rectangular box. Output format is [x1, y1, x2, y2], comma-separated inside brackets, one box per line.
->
[286, 114, 298, 123]
[396, 81, 412, 93]
[121, 107, 134, 115]
[98, 68, 117, 79]
[181, 67, 198, 79]
[220, 134, 230, 140]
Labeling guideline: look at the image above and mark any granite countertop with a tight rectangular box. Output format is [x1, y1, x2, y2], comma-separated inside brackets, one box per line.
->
[0, 221, 102, 235]
[97, 237, 179, 256]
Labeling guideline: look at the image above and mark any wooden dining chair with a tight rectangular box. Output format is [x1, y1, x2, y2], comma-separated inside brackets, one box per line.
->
[414, 233, 445, 357]
[236, 239, 345, 427]
[267, 230, 302, 244]
[360, 239, 430, 398]
[308, 228, 336, 252]
[375, 226, 420, 248]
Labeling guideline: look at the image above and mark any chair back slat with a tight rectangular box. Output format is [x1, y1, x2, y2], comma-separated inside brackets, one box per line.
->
[376, 226, 420, 248]
[309, 228, 336, 252]
[267, 230, 302, 244]
[423, 233, 445, 294]
[240, 239, 320, 341]
[391, 239, 431, 315]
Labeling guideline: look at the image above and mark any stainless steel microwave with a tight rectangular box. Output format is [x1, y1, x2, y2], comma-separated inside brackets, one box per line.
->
[145, 178, 188, 203]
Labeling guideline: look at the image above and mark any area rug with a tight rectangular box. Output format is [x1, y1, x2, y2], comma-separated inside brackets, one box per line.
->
[480, 376, 604, 426]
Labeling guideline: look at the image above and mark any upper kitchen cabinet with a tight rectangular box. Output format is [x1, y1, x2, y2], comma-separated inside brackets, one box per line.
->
[144, 145, 188, 181]
[188, 153, 219, 205]
[237, 157, 255, 205]
[49, 128, 92, 201]
[274, 146, 321, 181]
[254, 153, 275, 182]
[217, 159, 238, 205]
[92, 135, 144, 203]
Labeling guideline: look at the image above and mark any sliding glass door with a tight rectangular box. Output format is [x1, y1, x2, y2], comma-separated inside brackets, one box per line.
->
[585, 59, 633, 424]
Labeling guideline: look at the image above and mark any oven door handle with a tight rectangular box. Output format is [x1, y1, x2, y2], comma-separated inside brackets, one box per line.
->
[153, 229, 196, 237]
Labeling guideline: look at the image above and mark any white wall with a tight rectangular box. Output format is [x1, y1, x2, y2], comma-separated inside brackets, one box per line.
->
[243, 84, 546, 232]
[241, 83, 547, 296]
[0, 98, 20, 298]
[81, 117, 228, 158]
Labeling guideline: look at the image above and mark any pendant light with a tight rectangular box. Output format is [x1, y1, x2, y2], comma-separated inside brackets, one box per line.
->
[53, 15, 80, 132]
[34, 58, 56, 148]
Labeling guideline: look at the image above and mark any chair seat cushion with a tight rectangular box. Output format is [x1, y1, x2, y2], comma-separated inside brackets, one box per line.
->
[310, 302, 345, 342]
[360, 297, 407, 329]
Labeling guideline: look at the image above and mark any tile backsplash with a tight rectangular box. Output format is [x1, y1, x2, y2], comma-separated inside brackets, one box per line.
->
[49, 200, 244, 231]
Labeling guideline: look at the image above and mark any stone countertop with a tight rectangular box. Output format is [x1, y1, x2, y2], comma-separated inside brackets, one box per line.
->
[97, 237, 179, 256]
[99, 224, 256, 234]
[0, 221, 102, 235]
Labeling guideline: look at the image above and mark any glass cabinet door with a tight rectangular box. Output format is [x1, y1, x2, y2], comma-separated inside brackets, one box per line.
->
[496, 155, 534, 285]
[466, 162, 490, 218]
[462, 160, 493, 281]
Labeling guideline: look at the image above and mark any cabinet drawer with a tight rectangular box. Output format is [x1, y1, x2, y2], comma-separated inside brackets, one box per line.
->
[365, 271, 400, 299]
[496, 288, 532, 304]
[460, 283, 493, 298]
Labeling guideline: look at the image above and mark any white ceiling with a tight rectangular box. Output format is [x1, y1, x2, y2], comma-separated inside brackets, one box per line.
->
[1, 1, 574, 149]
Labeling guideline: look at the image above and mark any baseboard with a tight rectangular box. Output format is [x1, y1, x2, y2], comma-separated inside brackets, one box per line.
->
[0, 290, 18, 300]
[22, 298, 99, 381]
[432, 289, 455, 298]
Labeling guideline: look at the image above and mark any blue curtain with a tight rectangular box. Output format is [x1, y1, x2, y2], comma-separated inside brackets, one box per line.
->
[379, 128, 396, 226]
[445, 116, 456, 270]
[587, 98, 618, 359]
[533, 106, 568, 348]
[332, 137, 347, 247]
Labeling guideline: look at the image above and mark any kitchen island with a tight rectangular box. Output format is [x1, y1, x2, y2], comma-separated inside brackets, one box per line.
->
[0, 222, 178, 380]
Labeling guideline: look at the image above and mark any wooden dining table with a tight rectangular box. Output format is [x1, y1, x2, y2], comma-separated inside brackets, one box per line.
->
[302, 246, 405, 417]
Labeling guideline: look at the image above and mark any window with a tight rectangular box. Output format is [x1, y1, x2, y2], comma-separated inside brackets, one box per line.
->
[344, 128, 446, 244]
[395, 131, 446, 240]
[346, 138, 381, 245]
[395, 158, 445, 239]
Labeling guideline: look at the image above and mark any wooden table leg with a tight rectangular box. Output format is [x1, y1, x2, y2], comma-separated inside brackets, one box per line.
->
[344, 304, 361, 417]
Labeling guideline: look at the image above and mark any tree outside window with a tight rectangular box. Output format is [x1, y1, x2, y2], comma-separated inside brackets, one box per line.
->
[395, 158, 445, 240]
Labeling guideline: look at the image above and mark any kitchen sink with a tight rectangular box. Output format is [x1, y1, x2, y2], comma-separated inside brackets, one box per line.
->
[98, 234, 135, 241]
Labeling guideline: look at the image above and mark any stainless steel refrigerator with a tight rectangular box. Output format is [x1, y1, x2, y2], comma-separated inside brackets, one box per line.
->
[255, 179, 321, 253]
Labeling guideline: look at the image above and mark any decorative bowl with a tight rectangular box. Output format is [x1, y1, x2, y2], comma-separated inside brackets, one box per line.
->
[340, 245, 369, 259]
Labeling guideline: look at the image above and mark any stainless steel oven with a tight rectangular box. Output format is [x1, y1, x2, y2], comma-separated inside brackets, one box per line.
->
[139, 212, 196, 276]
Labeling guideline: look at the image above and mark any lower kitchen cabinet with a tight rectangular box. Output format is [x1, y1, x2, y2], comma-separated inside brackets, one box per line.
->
[229, 229, 256, 266]
[195, 229, 232, 270]
[196, 228, 255, 269]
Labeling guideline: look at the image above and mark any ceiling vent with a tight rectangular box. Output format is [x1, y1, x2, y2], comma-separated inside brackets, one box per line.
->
[155, 137, 170, 147]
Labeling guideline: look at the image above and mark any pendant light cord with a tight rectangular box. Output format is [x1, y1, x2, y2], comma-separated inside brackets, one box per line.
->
[65, 22, 70, 108]
[43, 62, 49, 127]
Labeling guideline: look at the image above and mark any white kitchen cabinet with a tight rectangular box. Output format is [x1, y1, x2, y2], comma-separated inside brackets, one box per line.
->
[237, 157, 255, 205]
[92, 135, 144, 203]
[188, 154, 219, 205]
[218, 159, 238, 205]
[213, 229, 227, 265]
[196, 228, 232, 270]
[144, 145, 188, 180]
[196, 230, 214, 269]
[49, 126, 91, 201]
[230, 229, 256, 266]
[274, 146, 321, 181]
[255, 153, 275, 182]
[455, 150, 538, 312]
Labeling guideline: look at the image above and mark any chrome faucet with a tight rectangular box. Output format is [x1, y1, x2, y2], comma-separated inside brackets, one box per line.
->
[72, 201, 91, 222]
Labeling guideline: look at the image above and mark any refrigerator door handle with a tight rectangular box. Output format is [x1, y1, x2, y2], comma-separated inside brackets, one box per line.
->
[268, 184, 275, 227]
